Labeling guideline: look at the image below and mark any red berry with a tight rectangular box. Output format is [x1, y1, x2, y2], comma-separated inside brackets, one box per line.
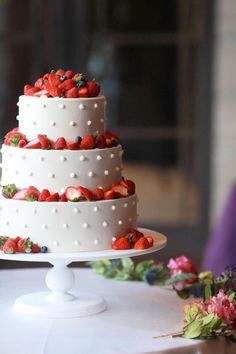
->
[128, 228, 144, 245]
[38, 189, 51, 201]
[33, 89, 49, 97]
[87, 81, 100, 97]
[13, 236, 21, 244]
[67, 141, 80, 150]
[31, 243, 41, 253]
[12, 188, 27, 200]
[65, 87, 79, 98]
[120, 180, 135, 195]
[34, 78, 44, 88]
[78, 186, 94, 201]
[134, 237, 150, 250]
[25, 186, 40, 201]
[65, 187, 84, 202]
[65, 70, 74, 79]
[58, 79, 76, 90]
[96, 134, 107, 148]
[17, 237, 32, 253]
[24, 138, 41, 149]
[48, 73, 61, 87]
[78, 87, 89, 97]
[38, 134, 52, 149]
[46, 193, 60, 202]
[104, 190, 121, 200]
[56, 69, 65, 76]
[54, 137, 67, 150]
[112, 237, 131, 250]
[25, 86, 41, 96]
[59, 193, 68, 202]
[24, 84, 32, 95]
[91, 188, 104, 201]
[18, 139, 27, 148]
[111, 184, 128, 197]
[48, 86, 62, 97]
[80, 135, 95, 150]
[3, 239, 17, 254]
[146, 235, 154, 247]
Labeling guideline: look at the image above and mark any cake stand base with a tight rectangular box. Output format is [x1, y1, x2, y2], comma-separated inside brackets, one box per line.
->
[14, 291, 106, 318]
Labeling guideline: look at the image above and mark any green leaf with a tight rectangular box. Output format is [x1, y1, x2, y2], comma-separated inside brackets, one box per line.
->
[121, 258, 134, 274]
[10, 135, 20, 147]
[204, 283, 212, 300]
[2, 184, 17, 198]
[228, 292, 235, 302]
[183, 319, 203, 339]
[165, 273, 197, 285]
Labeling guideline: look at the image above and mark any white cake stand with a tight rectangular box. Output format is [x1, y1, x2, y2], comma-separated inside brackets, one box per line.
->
[0, 228, 167, 318]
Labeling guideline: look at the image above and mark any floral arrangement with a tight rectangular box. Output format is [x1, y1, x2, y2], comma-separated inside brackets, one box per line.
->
[89, 256, 236, 341]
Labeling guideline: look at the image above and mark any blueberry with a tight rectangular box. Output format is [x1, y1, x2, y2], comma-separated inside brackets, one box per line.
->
[145, 270, 156, 285]
[76, 80, 86, 88]
[76, 136, 82, 143]
[41, 246, 48, 253]
[60, 75, 67, 82]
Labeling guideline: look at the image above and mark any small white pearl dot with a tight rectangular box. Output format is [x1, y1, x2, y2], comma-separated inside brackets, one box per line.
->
[38, 156, 44, 161]
[15, 208, 19, 213]
[42, 224, 47, 229]
[26, 103, 30, 107]
[87, 120, 92, 126]
[100, 118, 104, 123]
[50, 121, 56, 126]
[94, 103, 98, 109]
[33, 121, 37, 126]
[132, 201, 136, 206]
[22, 155, 26, 160]
[69, 121, 76, 127]
[93, 206, 99, 212]
[88, 171, 94, 177]
[104, 100, 107, 106]
[69, 172, 77, 178]
[16, 115, 20, 120]
[52, 208, 57, 214]
[111, 205, 116, 211]
[94, 239, 99, 245]
[73, 208, 79, 213]
[83, 223, 88, 229]
[116, 167, 120, 172]
[15, 170, 18, 175]
[79, 103, 85, 110]
[118, 220, 123, 225]
[74, 240, 80, 246]
[124, 203, 128, 208]
[96, 155, 102, 161]
[6, 221, 10, 226]
[104, 170, 109, 176]
[59, 103, 66, 109]
[110, 153, 115, 159]
[24, 224, 28, 228]
[62, 223, 68, 229]
[60, 156, 67, 162]
[48, 172, 55, 178]
[42, 103, 47, 108]
[79, 155, 85, 162]
[32, 208, 37, 214]
[29, 171, 33, 177]
[112, 237, 117, 242]
[102, 221, 108, 227]
[53, 241, 59, 246]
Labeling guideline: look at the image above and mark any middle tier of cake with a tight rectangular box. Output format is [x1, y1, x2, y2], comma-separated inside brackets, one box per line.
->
[1, 145, 123, 191]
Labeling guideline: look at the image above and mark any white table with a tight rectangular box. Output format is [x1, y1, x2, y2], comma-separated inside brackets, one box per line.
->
[0, 267, 234, 354]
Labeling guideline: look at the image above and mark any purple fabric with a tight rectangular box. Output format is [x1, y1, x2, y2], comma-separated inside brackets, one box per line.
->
[202, 184, 236, 275]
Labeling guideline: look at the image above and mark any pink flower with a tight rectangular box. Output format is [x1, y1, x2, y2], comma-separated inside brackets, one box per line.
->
[204, 290, 236, 328]
[167, 256, 198, 291]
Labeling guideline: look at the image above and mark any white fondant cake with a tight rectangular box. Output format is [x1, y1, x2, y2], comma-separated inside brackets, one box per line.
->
[0, 89, 138, 252]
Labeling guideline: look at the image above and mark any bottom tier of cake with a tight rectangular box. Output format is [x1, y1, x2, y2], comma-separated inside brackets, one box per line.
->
[0, 195, 137, 252]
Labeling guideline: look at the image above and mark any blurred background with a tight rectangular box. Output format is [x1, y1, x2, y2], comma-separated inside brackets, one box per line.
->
[0, 0, 234, 268]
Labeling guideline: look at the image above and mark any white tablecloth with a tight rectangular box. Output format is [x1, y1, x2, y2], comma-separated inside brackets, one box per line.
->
[0, 267, 235, 354]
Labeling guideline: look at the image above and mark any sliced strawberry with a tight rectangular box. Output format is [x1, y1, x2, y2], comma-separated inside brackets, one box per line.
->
[65, 87, 79, 98]
[24, 138, 41, 149]
[59, 193, 68, 202]
[3, 239, 17, 254]
[33, 89, 49, 97]
[17, 237, 32, 253]
[38, 134, 52, 149]
[78, 87, 89, 97]
[65, 70, 74, 79]
[12, 188, 27, 200]
[13, 236, 21, 244]
[58, 79, 76, 90]
[67, 141, 80, 150]
[104, 190, 121, 200]
[96, 134, 107, 148]
[111, 184, 128, 197]
[31, 243, 41, 253]
[134, 237, 150, 250]
[46, 193, 60, 202]
[25, 86, 41, 96]
[54, 137, 67, 150]
[146, 235, 154, 247]
[78, 186, 94, 201]
[80, 135, 95, 150]
[120, 180, 135, 195]
[34, 77, 44, 88]
[38, 189, 51, 201]
[112, 236, 131, 250]
[25, 186, 40, 201]
[65, 187, 84, 202]
[128, 228, 144, 245]
[24, 84, 32, 95]
[92, 188, 104, 201]
[48, 86, 62, 97]
[18, 139, 27, 148]
[48, 73, 61, 87]
[87, 81, 100, 97]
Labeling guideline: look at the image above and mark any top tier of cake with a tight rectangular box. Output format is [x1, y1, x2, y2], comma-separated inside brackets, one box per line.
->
[17, 95, 106, 141]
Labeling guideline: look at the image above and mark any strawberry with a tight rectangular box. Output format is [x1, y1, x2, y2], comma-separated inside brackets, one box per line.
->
[111, 184, 128, 197]
[92, 188, 104, 201]
[95, 134, 106, 148]
[120, 180, 135, 195]
[48, 73, 61, 87]
[65, 187, 84, 202]
[31, 243, 41, 253]
[87, 81, 100, 97]
[38, 134, 52, 149]
[65, 70, 74, 79]
[25, 186, 40, 201]
[67, 141, 80, 150]
[48, 86, 62, 97]
[13, 236, 21, 244]
[112, 236, 131, 250]
[146, 235, 154, 247]
[46, 193, 60, 202]
[80, 135, 95, 150]
[0, 237, 9, 250]
[34, 78, 44, 88]
[3, 239, 17, 254]
[78, 87, 89, 97]
[56, 69, 65, 76]
[38, 189, 51, 201]
[18, 139, 27, 148]
[104, 190, 121, 200]
[2, 184, 17, 198]
[43, 73, 49, 80]
[12, 188, 27, 200]
[17, 237, 32, 253]
[106, 130, 119, 141]
[33, 89, 49, 97]
[105, 137, 118, 147]
[65, 87, 79, 98]
[24, 84, 32, 95]
[58, 79, 76, 90]
[128, 228, 144, 244]
[54, 137, 67, 150]
[78, 186, 94, 201]
[134, 237, 150, 250]
[59, 193, 68, 202]
[25, 86, 41, 96]
[24, 138, 41, 149]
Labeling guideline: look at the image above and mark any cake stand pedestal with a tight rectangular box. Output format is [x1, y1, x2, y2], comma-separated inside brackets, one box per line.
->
[0, 228, 167, 318]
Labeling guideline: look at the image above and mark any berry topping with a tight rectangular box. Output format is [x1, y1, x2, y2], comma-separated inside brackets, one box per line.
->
[78, 186, 94, 201]
[54, 137, 67, 150]
[38, 134, 52, 149]
[31, 243, 41, 253]
[24, 138, 41, 149]
[92, 188, 104, 201]
[25, 186, 40, 201]
[3, 239, 17, 254]
[65, 186, 84, 202]
[12, 188, 27, 200]
[134, 237, 150, 250]
[87, 80, 100, 97]
[2, 184, 17, 198]
[80, 135, 95, 150]
[112, 237, 131, 250]
[38, 189, 51, 201]
[46, 193, 60, 202]
[41, 245, 48, 253]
